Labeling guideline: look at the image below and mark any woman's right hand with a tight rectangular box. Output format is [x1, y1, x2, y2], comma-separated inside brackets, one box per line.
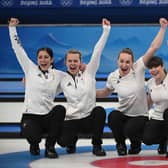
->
[102, 18, 111, 26]
[159, 18, 168, 29]
[9, 18, 19, 27]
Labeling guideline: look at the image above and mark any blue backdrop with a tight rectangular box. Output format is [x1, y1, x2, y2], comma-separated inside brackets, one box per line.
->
[0, 25, 168, 77]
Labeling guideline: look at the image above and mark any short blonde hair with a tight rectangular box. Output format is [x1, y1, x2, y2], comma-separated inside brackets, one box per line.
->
[65, 49, 82, 61]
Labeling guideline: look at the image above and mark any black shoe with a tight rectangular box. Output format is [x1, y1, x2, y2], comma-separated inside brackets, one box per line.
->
[92, 145, 106, 156]
[158, 142, 167, 154]
[45, 146, 58, 158]
[116, 143, 127, 156]
[30, 144, 40, 156]
[66, 145, 76, 154]
[128, 147, 141, 155]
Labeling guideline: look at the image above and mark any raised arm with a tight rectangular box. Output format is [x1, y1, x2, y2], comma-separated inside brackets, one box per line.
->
[143, 18, 168, 66]
[9, 18, 33, 74]
[86, 18, 111, 77]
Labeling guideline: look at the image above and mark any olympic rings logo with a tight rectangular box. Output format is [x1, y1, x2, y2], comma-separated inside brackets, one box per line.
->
[119, 0, 133, 6]
[0, 0, 14, 7]
[60, 0, 73, 7]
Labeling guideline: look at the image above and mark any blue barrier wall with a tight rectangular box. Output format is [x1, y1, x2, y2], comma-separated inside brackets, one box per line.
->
[0, 25, 168, 77]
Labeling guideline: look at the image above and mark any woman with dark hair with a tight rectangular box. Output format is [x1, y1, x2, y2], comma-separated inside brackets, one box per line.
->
[143, 56, 168, 156]
[96, 18, 168, 156]
[9, 18, 66, 158]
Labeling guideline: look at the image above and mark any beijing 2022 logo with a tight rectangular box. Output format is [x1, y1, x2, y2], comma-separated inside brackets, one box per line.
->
[60, 0, 73, 7]
[119, 0, 133, 6]
[0, 0, 14, 7]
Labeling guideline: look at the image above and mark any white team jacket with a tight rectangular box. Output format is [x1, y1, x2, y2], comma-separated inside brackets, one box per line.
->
[61, 25, 111, 120]
[9, 26, 65, 115]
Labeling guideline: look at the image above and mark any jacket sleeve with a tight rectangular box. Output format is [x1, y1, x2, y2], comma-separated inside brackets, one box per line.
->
[9, 26, 34, 74]
[86, 25, 111, 77]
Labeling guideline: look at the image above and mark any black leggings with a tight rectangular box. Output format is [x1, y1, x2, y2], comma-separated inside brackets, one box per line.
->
[143, 119, 166, 145]
[143, 108, 168, 145]
[21, 105, 66, 148]
[163, 108, 168, 137]
[58, 106, 106, 147]
[108, 110, 148, 148]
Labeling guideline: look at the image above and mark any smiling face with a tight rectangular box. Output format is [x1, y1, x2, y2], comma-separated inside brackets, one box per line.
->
[149, 65, 165, 80]
[148, 65, 167, 85]
[37, 50, 53, 71]
[65, 50, 82, 76]
[118, 52, 134, 76]
[147, 56, 166, 83]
